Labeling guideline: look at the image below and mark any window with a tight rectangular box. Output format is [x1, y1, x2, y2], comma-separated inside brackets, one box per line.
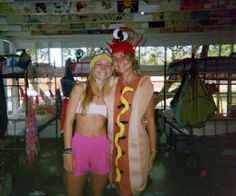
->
[37, 48, 49, 63]
[166, 47, 173, 65]
[26, 48, 36, 63]
[194, 45, 203, 58]
[5, 78, 23, 114]
[233, 44, 236, 53]
[140, 46, 165, 66]
[171, 45, 192, 61]
[208, 45, 219, 57]
[166, 45, 193, 65]
[220, 44, 232, 56]
[50, 48, 62, 67]
[5, 79, 13, 114]
[232, 82, 236, 105]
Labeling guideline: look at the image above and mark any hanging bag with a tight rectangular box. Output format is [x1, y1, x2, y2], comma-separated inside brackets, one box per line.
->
[172, 76, 217, 128]
[172, 75, 191, 128]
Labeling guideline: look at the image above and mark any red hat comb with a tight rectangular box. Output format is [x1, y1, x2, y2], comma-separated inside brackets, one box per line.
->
[108, 26, 143, 56]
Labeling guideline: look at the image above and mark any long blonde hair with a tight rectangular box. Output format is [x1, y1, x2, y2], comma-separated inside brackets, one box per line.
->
[80, 65, 112, 115]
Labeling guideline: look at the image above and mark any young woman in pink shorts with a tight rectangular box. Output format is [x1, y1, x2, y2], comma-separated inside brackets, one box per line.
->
[63, 49, 113, 196]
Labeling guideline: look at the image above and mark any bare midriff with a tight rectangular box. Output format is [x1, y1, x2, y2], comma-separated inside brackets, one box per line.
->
[75, 113, 107, 137]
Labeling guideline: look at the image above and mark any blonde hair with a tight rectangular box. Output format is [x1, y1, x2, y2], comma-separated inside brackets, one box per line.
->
[80, 63, 112, 115]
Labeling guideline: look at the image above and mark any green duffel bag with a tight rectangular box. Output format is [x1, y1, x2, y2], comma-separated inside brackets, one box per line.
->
[172, 76, 190, 128]
[179, 77, 217, 128]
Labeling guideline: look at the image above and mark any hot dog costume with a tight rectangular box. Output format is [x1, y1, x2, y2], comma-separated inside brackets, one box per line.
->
[105, 27, 154, 195]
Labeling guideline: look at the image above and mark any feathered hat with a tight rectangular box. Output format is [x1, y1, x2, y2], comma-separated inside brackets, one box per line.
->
[108, 26, 143, 56]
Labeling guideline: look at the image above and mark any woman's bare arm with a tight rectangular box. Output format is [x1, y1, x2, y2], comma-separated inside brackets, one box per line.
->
[64, 84, 83, 149]
[63, 83, 84, 171]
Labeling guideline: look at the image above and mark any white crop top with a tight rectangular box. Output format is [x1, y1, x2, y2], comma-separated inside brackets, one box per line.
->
[76, 101, 107, 118]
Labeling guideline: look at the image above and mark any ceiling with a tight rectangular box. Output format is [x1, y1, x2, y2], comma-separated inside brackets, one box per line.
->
[0, 0, 236, 46]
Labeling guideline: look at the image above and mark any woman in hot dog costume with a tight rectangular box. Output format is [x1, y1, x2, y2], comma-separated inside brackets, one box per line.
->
[105, 27, 157, 195]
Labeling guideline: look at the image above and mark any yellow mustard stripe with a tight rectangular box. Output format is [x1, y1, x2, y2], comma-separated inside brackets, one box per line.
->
[114, 86, 134, 182]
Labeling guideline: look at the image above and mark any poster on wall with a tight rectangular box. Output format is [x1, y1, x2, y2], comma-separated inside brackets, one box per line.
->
[117, 0, 138, 13]
[180, 0, 231, 10]
[191, 9, 235, 26]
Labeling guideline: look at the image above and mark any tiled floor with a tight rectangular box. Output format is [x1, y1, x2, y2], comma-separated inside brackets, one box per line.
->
[1, 133, 236, 196]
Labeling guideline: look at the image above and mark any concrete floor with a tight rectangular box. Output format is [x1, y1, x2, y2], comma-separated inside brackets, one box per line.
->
[1, 133, 236, 196]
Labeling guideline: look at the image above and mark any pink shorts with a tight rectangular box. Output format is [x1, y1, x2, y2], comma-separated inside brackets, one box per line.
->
[72, 132, 110, 176]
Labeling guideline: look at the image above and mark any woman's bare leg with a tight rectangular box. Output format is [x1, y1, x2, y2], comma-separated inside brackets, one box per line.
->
[90, 173, 109, 196]
[67, 171, 87, 196]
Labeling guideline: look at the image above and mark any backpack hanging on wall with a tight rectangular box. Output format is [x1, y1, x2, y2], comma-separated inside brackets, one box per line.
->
[172, 75, 217, 128]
